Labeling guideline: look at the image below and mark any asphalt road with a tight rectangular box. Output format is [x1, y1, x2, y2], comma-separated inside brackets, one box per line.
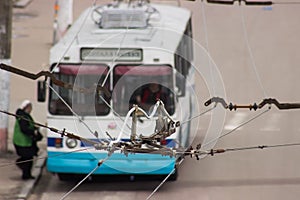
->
[10, 0, 300, 200]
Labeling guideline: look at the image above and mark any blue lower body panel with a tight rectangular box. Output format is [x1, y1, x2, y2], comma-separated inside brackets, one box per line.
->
[47, 151, 176, 175]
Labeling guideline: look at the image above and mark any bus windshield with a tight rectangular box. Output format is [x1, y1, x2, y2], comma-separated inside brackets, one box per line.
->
[49, 64, 110, 116]
[113, 65, 175, 116]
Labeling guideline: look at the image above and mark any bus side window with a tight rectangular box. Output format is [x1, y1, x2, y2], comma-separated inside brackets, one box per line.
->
[175, 54, 186, 97]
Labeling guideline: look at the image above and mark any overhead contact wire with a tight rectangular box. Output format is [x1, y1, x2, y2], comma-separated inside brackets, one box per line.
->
[60, 156, 110, 200]
[203, 107, 270, 148]
[240, 6, 268, 98]
[147, 159, 185, 200]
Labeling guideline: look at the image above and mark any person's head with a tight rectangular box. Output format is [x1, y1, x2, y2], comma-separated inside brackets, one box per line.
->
[20, 100, 32, 114]
[149, 83, 160, 93]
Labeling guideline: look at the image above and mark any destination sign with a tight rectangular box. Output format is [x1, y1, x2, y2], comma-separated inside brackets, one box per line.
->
[80, 48, 143, 61]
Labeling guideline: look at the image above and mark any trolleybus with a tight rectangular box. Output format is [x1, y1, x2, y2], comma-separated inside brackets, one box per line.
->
[41, 0, 195, 180]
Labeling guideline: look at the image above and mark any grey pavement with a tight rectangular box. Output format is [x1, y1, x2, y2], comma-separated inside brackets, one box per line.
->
[0, 150, 46, 200]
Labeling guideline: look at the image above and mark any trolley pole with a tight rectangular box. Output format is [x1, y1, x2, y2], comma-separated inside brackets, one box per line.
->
[0, 0, 12, 152]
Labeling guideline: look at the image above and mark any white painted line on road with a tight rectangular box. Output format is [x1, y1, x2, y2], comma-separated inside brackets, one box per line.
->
[224, 112, 248, 130]
[260, 113, 281, 132]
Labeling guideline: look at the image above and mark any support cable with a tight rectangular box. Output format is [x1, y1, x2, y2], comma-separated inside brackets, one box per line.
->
[200, 1, 217, 95]
[147, 158, 185, 200]
[202, 107, 270, 148]
[204, 0, 300, 6]
[0, 63, 110, 97]
[0, 62, 112, 139]
[205, 97, 300, 110]
[60, 157, 110, 200]
[183, 142, 300, 158]
[51, 0, 97, 73]
[0, 109, 102, 146]
[0, 147, 94, 168]
[181, 104, 216, 125]
[240, 6, 268, 98]
[47, 83, 102, 138]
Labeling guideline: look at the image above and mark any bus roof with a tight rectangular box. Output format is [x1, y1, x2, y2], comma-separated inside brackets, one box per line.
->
[50, 3, 192, 63]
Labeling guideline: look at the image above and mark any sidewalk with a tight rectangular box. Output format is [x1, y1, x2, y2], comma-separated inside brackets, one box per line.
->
[0, 150, 46, 200]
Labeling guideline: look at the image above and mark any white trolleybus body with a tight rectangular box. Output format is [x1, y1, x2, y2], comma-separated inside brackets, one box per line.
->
[46, 1, 195, 180]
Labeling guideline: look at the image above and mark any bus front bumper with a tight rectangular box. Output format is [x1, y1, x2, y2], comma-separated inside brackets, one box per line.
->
[47, 151, 176, 175]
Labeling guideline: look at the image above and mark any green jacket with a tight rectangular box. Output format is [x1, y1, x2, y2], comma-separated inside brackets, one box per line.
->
[13, 109, 35, 147]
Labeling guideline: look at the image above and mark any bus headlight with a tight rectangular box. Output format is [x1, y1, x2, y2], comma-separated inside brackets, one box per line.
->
[66, 138, 78, 148]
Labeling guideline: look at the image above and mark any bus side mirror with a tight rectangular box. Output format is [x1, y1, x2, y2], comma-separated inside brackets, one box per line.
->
[176, 73, 186, 97]
[37, 80, 46, 102]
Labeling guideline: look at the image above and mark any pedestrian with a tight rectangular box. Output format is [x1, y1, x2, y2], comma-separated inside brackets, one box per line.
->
[13, 100, 43, 180]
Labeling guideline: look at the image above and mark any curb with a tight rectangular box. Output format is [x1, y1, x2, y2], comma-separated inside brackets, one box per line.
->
[17, 151, 46, 200]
